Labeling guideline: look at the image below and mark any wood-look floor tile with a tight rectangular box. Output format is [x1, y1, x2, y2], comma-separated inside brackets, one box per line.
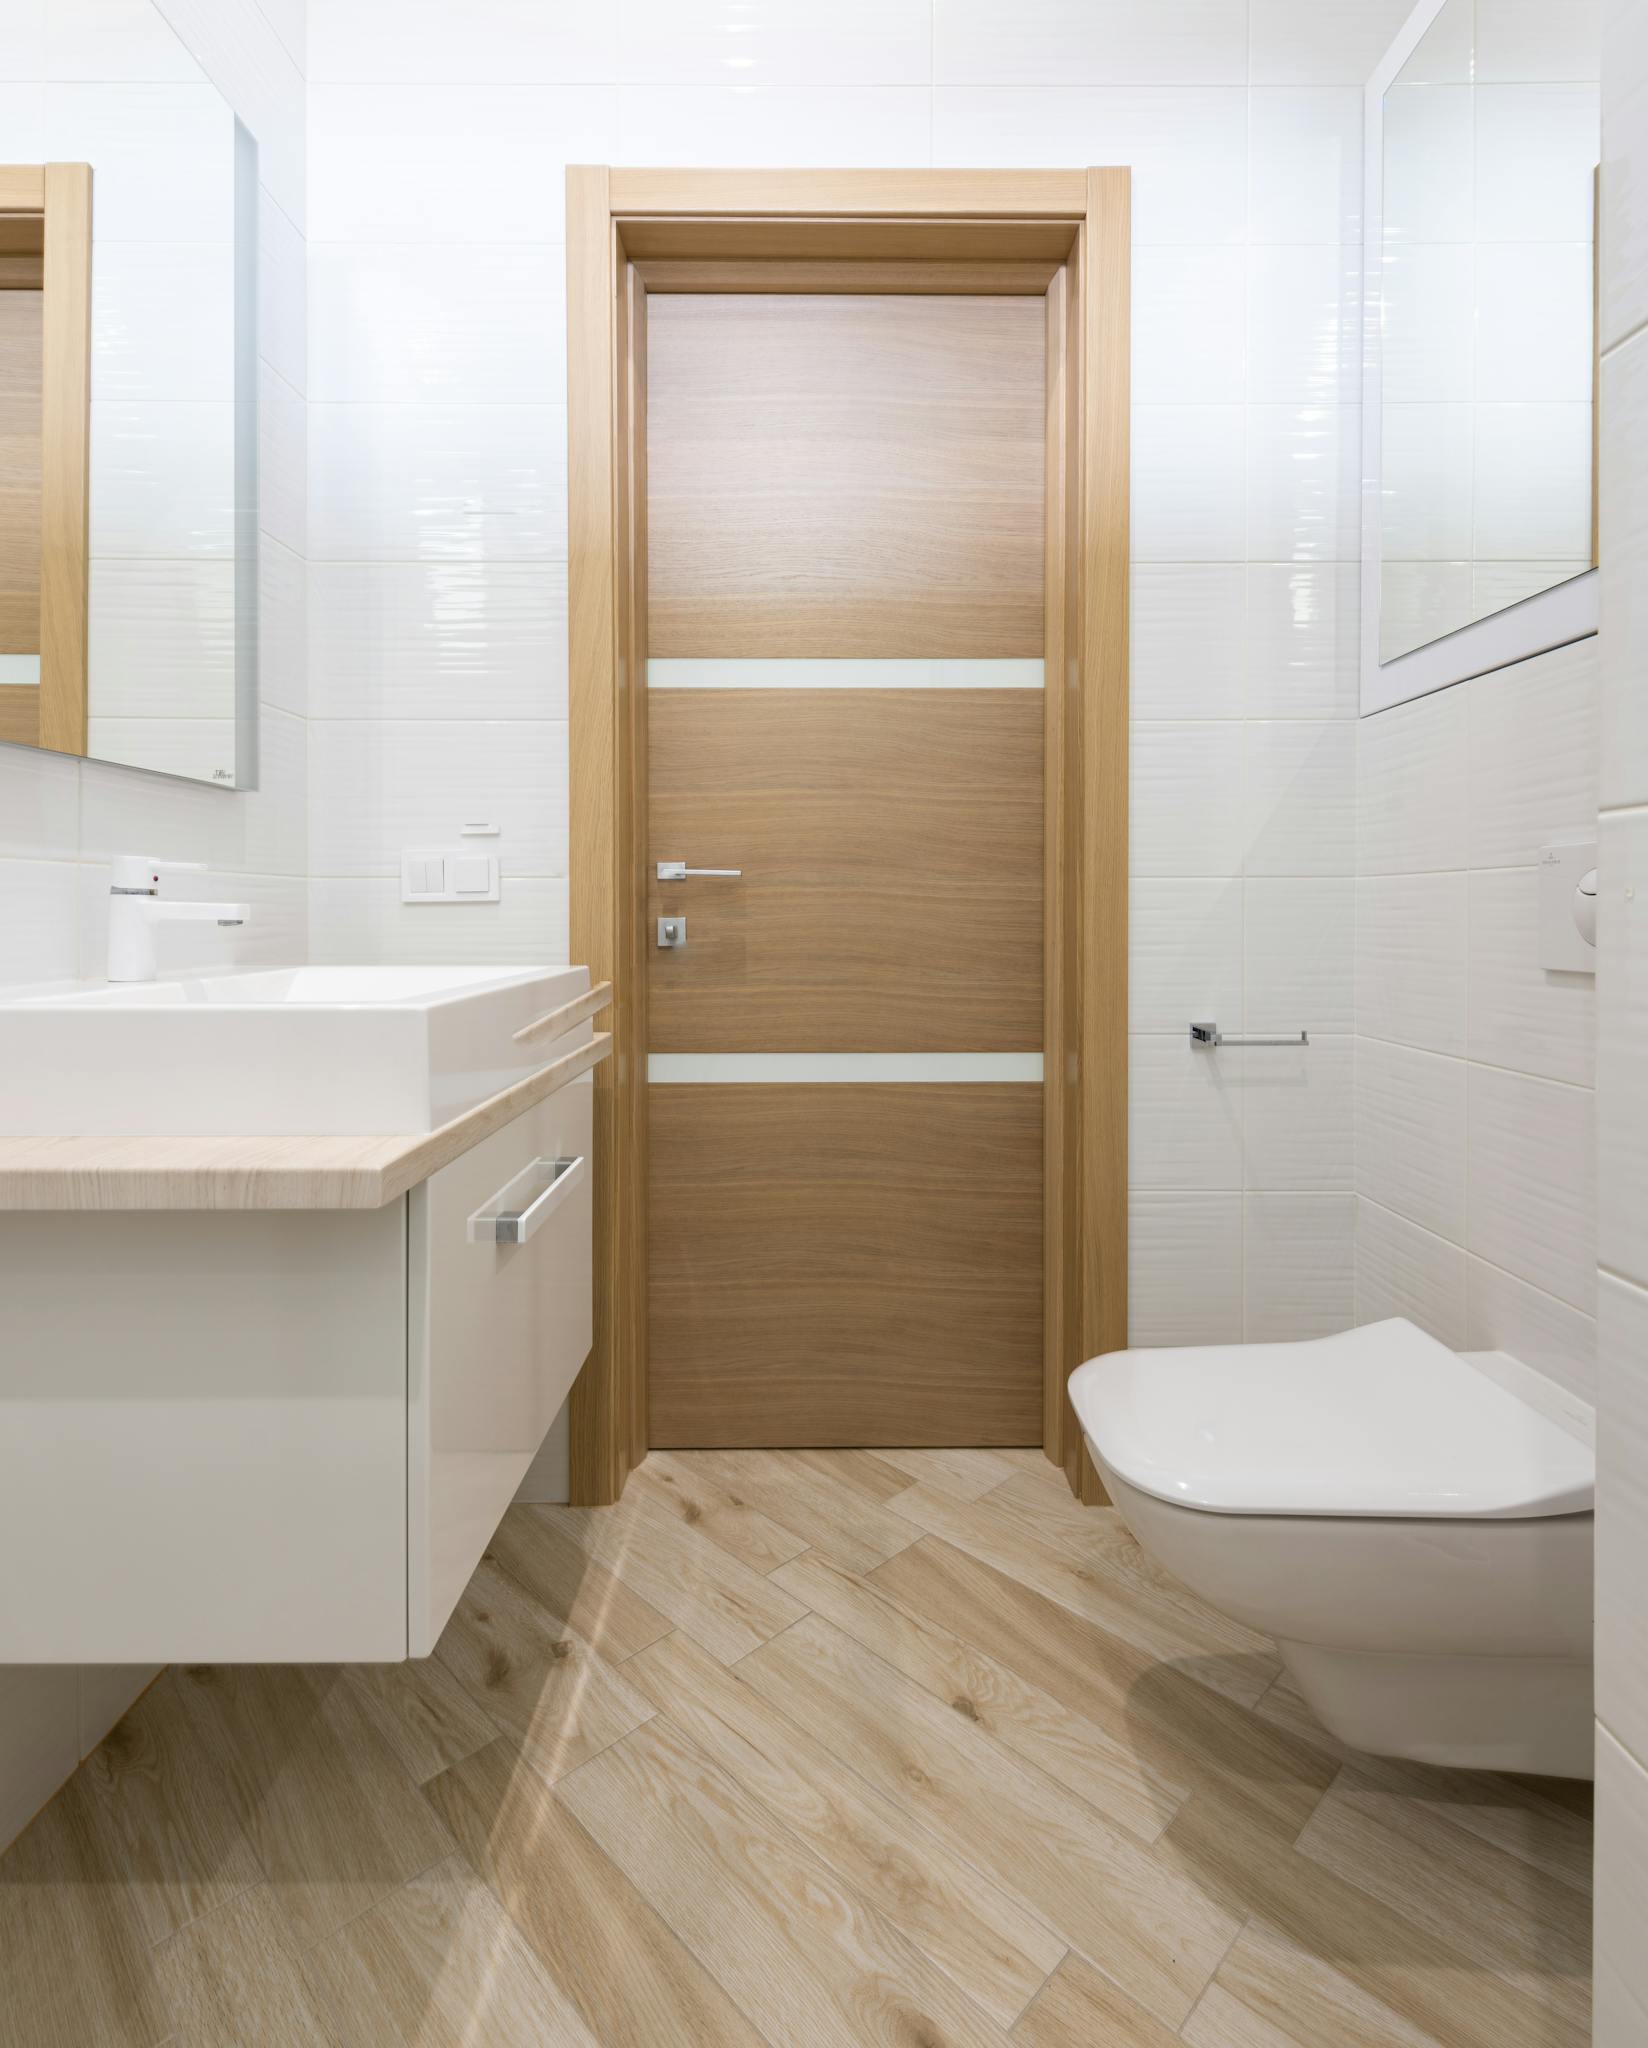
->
[1211, 1916, 1447, 2048]
[885, 1486, 1278, 1703]
[538, 1491, 806, 1664]
[424, 1739, 769, 2048]
[1181, 1982, 1313, 2048]
[630, 1452, 811, 1574]
[432, 1556, 655, 1786]
[556, 1712, 1013, 2048]
[626, 1627, 1065, 2028]
[64, 1671, 262, 1947]
[1160, 1784, 1579, 2048]
[1011, 1952, 1182, 2047]
[173, 1664, 453, 1953]
[0, 1779, 171, 2048]
[151, 1886, 332, 2048]
[876, 1447, 1024, 1501]
[771, 1549, 1185, 1843]
[486, 1505, 674, 1664]
[342, 1657, 501, 1788]
[792, 1446, 919, 1504]
[738, 1612, 1241, 2029]
[302, 1853, 599, 2047]
[870, 1538, 1334, 1839]
[677, 1447, 922, 1575]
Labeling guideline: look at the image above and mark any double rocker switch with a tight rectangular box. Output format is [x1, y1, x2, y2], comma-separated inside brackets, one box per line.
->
[401, 849, 501, 904]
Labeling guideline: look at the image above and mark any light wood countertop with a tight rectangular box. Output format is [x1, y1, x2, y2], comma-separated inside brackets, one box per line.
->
[0, 1032, 611, 1211]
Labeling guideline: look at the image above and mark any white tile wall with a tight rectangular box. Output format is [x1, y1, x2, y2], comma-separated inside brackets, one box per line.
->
[0, 0, 308, 1856]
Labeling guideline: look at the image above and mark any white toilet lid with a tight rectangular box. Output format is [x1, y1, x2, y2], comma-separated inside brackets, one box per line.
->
[1067, 1318, 1595, 1519]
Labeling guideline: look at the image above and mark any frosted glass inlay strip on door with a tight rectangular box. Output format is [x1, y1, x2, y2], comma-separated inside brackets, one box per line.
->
[648, 659, 1044, 689]
[649, 1054, 1044, 1083]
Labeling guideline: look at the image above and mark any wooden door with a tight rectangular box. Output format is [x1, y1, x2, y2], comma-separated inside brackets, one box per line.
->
[646, 293, 1046, 1447]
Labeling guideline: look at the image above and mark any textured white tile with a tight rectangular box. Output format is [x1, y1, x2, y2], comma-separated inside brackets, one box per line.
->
[1356, 685, 1469, 875]
[1355, 1196, 1469, 1348]
[308, 404, 567, 562]
[0, 1667, 79, 1856]
[1598, 1272, 1648, 1765]
[1131, 247, 1247, 405]
[151, 1, 306, 228]
[1246, 405, 1359, 562]
[79, 1668, 161, 1758]
[1243, 721, 1355, 876]
[259, 535, 305, 720]
[89, 401, 235, 557]
[1475, 83, 1601, 243]
[258, 185, 305, 400]
[1130, 722, 1244, 877]
[0, 10, 46, 82]
[936, 0, 1246, 84]
[1467, 867, 1598, 1087]
[1249, 0, 1416, 84]
[1466, 1256, 1596, 1404]
[1355, 874, 1469, 1057]
[1377, 561, 1476, 668]
[308, 875, 570, 966]
[309, 0, 616, 82]
[618, 84, 930, 168]
[1381, 82, 1475, 246]
[1237, 1033, 1353, 1191]
[0, 859, 81, 987]
[1600, 331, 1648, 810]
[1245, 246, 1359, 406]
[1130, 564, 1245, 719]
[1475, 0, 1602, 81]
[307, 83, 617, 244]
[1129, 1191, 1244, 1346]
[1595, 1727, 1648, 2045]
[1599, 812, 1648, 1288]
[1244, 1192, 1355, 1341]
[1466, 639, 1600, 868]
[1473, 402, 1595, 561]
[0, 746, 79, 862]
[308, 562, 567, 721]
[1379, 244, 1475, 405]
[46, 83, 234, 241]
[623, 0, 932, 84]
[1601, 0, 1648, 353]
[88, 559, 235, 720]
[1243, 878, 1353, 1035]
[91, 241, 233, 403]
[1247, 87, 1362, 245]
[1130, 877, 1243, 1033]
[46, 0, 203, 80]
[1354, 1037, 1468, 1243]
[1129, 1033, 1245, 1190]
[1243, 563, 1359, 719]
[258, 364, 306, 557]
[933, 87, 1249, 246]
[1475, 244, 1596, 403]
[1131, 405, 1246, 561]
[309, 244, 563, 404]
[1467, 1064, 1596, 1313]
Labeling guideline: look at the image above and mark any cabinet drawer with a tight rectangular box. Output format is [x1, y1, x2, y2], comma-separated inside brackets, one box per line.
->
[407, 1060, 594, 1654]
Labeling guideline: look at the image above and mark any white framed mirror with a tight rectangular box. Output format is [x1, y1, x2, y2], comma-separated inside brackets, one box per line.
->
[1361, 0, 1600, 714]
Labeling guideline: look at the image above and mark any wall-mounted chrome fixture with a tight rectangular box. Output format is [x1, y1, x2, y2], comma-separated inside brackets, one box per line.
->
[1190, 1021, 1309, 1049]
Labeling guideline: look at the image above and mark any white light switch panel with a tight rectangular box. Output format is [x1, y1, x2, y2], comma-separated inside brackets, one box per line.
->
[400, 848, 500, 904]
[1538, 837, 1597, 973]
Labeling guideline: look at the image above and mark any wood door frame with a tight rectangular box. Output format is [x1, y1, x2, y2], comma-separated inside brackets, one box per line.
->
[0, 163, 90, 757]
[566, 166, 1129, 1505]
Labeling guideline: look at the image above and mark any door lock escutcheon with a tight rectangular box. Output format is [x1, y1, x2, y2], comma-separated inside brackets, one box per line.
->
[657, 916, 687, 949]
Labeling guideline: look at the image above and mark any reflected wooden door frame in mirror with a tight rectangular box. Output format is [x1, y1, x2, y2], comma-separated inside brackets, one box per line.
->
[1361, 0, 1600, 715]
[0, 163, 90, 757]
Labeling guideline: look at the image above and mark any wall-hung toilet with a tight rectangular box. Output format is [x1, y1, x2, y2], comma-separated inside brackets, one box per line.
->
[1068, 1318, 1595, 1779]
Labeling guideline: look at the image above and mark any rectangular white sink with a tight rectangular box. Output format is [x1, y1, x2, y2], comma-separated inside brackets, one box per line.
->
[0, 964, 592, 1136]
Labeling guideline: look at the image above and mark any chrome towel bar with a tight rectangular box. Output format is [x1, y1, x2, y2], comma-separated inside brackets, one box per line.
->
[1190, 1021, 1309, 1049]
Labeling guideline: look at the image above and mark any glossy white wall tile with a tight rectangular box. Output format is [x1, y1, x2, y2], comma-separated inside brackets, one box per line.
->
[1595, 1726, 1648, 2045]
[1466, 867, 1597, 1087]
[619, 84, 930, 169]
[1242, 564, 1359, 718]
[935, 0, 1247, 86]
[1245, 1192, 1355, 1339]
[1247, 87, 1362, 244]
[1131, 247, 1248, 405]
[1249, 0, 1416, 85]
[1599, 1271, 1648, 1759]
[1475, 0, 1602, 82]
[1238, 1034, 1354, 1191]
[1128, 1192, 1244, 1346]
[1600, 0, 1648, 352]
[621, 0, 933, 86]
[1129, 1034, 1245, 1190]
[1243, 878, 1354, 1033]
[309, 0, 614, 84]
[1243, 720, 1356, 874]
[1599, 810, 1648, 1286]
[1466, 641, 1600, 866]
[1474, 83, 1600, 242]
[1129, 878, 1244, 1033]
[1355, 1195, 1469, 1348]
[1355, 873, 1469, 1055]
[1245, 404, 1359, 561]
[49, 0, 202, 81]
[307, 876, 568, 966]
[1600, 331, 1648, 808]
[1245, 246, 1360, 405]
[1355, 1038, 1468, 1242]
[1130, 722, 1245, 876]
[1130, 565, 1246, 719]
[1356, 685, 1469, 876]
[1467, 1065, 1597, 1314]
[45, 81, 235, 239]
[1131, 405, 1246, 561]
[1466, 1255, 1595, 1402]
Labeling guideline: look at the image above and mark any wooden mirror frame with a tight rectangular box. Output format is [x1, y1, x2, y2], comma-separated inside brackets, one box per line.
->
[565, 168, 1130, 1506]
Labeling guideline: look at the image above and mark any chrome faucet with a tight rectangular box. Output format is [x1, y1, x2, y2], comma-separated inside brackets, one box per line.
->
[107, 856, 249, 983]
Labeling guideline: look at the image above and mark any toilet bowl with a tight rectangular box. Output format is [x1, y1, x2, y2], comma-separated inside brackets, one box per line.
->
[1068, 1318, 1595, 1779]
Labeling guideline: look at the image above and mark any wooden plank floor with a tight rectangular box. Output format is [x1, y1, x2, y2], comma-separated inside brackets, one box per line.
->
[0, 1450, 1592, 2047]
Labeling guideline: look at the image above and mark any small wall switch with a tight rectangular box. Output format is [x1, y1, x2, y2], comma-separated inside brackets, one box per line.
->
[401, 849, 500, 904]
[1538, 837, 1598, 973]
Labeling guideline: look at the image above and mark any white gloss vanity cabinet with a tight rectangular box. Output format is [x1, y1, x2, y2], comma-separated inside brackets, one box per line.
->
[0, 965, 601, 1665]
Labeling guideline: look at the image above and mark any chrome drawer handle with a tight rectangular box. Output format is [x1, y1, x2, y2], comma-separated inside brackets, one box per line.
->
[467, 1155, 585, 1246]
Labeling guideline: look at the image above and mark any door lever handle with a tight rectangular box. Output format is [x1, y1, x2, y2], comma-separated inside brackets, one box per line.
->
[656, 860, 741, 880]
